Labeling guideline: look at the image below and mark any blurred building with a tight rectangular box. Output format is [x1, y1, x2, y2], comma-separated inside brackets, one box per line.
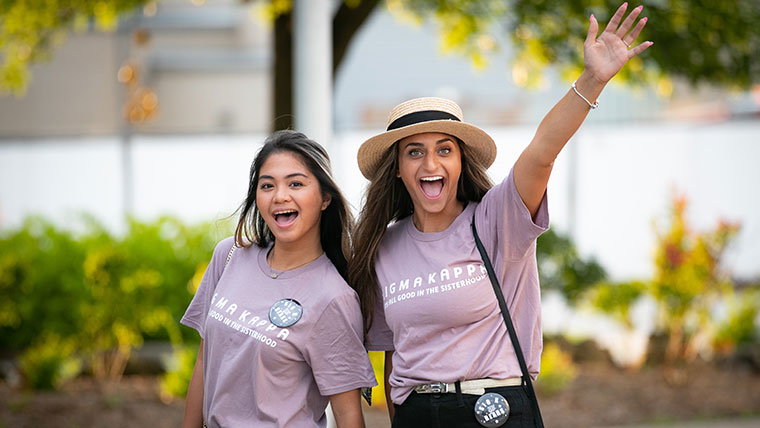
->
[0, 0, 271, 137]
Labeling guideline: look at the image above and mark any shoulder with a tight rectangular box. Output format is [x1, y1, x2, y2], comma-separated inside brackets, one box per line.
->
[210, 236, 236, 264]
[479, 170, 515, 204]
[378, 217, 411, 251]
[215, 236, 236, 252]
[319, 260, 358, 301]
[311, 264, 362, 321]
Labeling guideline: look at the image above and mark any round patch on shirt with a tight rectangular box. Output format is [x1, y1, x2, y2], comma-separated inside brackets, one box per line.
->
[474, 392, 510, 427]
[269, 298, 303, 328]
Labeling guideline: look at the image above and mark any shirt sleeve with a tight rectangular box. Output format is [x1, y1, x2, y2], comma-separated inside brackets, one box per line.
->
[180, 237, 235, 338]
[303, 292, 379, 396]
[474, 167, 549, 261]
[364, 286, 394, 351]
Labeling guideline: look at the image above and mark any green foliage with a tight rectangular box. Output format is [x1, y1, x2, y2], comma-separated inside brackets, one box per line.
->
[510, 0, 652, 88]
[535, 342, 577, 395]
[586, 280, 646, 328]
[713, 289, 760, 353]
[255, 0, 293, 21]
[387, 0, 507, 69]
[0, 217, 89, 350]
[536, 228, 607, 303]
[0, 215, 226, 387]
[160, 345, 198, 401]
[650, 195, 740, 363]
[19, 333, 81, 390]
[6, 0, 759, 95]
[394, 0, 760, 90]
[0, 0, 153, 95]
[581, 195, 750, 367]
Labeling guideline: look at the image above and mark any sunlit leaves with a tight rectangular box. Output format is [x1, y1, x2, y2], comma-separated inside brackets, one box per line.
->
[0, 0, 152, 95]
[254, 0, 292, 23]
[4, 0, 758, 96]
[390, 0, 506, 71]
[399, 0, 760, 90]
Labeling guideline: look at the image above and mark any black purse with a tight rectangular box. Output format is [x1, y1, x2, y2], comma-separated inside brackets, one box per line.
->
[471, 217, 544, 428]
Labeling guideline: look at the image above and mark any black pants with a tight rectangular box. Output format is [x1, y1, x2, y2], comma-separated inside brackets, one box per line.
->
[392, 385, 534, 428]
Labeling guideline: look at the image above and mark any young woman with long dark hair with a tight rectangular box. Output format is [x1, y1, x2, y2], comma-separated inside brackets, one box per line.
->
[182, 130, 376, 428]
[351, 4, 652, 427]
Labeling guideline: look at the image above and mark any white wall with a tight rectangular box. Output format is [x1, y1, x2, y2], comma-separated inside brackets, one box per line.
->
[1, 121, 758, 281]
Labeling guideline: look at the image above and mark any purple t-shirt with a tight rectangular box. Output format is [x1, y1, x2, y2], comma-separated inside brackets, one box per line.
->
[365, 169, 549, 404]
[181, 237, 377, 428]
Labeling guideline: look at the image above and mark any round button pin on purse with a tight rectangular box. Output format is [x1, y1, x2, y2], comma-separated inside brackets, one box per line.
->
[269, 298, 303, 328]
[474, 392, 510, 427]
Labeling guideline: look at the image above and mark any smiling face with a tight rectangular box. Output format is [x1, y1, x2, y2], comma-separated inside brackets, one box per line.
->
[256, 151, 331, 249]
[397, 132, 463, 230]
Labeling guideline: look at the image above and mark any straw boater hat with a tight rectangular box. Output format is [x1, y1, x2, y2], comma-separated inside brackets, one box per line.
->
[357, 97, 497, 179]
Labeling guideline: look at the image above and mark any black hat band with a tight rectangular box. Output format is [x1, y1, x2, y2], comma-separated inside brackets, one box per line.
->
[386, 110, 461, 131]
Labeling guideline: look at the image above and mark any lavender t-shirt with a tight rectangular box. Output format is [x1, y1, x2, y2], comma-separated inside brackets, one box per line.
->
[365, 169, 549, 404]
[182, 237, 377, 428]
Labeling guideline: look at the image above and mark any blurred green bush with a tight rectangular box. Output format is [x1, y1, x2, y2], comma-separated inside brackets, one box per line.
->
[535, 341, 578, 396]
[0, 215, 229, 389]
[582, 194, 758, 367]
[713, 289, 760, 354]
[650, 196, 742, 363]
[160, 345, 199, 403]
[536, 228, 607, 303]
[19, 332, 81, 390]
[2, 201, 756, 396]
[586, 280, 646, 328]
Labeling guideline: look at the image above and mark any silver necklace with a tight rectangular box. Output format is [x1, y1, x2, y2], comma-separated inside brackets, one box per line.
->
[267, 250, 319, 279]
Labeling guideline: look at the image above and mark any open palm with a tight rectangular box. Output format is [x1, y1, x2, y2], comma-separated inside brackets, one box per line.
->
[584, 3, 652, 84]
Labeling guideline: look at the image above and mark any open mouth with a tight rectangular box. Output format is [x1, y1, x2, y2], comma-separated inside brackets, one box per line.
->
[273, 209, 299, 227]
[419, 176, 444, 199]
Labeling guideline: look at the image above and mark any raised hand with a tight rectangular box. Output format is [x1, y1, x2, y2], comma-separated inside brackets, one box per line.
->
[584, 3, 653, 84]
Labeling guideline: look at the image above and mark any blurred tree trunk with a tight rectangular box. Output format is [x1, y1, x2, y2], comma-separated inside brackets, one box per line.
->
[271, 0, 380, 132]
[273, 12, 294, 131]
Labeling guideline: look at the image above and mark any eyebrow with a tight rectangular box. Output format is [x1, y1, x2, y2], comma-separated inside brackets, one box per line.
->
[259, 172, 309, 180]
[403, 137, 455, 148]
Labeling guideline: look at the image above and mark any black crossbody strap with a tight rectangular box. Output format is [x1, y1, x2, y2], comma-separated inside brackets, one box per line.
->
[471, 217, 544, 428]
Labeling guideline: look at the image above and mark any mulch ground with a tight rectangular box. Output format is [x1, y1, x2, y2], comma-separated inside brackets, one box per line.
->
[539, 359, 760, 427]
[1, 359, 759, 428]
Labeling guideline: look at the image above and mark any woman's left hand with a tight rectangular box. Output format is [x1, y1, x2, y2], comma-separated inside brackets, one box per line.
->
[584, 3, 652, 84]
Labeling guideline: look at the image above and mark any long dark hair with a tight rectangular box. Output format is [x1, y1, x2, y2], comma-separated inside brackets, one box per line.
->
[235, 130, 353, 280]
[349, 138, 493, 333]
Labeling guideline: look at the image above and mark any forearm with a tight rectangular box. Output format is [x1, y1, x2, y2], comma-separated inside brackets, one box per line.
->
[384, 351, 395, 423]
[330, 389, 366, 428]
[528, 70, 605, 166]
[515, 70, 606, 216]
[182, 341, 205, 428]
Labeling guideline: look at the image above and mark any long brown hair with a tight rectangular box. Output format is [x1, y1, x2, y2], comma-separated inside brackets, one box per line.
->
[234, 130, 354, 281]
[349, 138, 493, 334]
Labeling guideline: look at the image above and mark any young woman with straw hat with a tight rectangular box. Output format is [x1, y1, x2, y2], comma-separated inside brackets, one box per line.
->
[350, 4, 652, 427]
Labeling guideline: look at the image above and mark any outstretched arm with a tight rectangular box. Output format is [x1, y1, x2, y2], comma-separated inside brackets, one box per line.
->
[514, 3, 653, 217]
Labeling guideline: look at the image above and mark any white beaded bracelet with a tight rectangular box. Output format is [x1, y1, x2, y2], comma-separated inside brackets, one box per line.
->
[571, 80, 599, 109]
